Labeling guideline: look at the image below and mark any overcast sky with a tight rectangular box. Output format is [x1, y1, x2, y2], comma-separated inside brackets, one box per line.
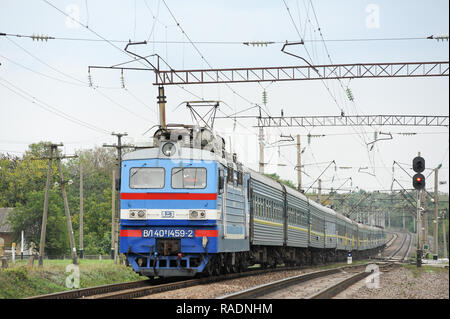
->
[0, 0, 449, 194]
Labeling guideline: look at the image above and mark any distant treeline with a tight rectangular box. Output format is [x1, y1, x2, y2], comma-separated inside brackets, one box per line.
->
[0, 143, 447, 256]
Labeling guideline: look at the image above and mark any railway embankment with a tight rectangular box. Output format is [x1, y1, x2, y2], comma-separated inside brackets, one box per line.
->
[0, 259, 142, 299]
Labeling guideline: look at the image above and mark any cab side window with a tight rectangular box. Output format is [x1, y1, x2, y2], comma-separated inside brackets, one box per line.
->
[227, 166, 234, 185]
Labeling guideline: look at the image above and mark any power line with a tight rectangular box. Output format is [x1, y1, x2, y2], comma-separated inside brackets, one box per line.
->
[160, 0, 285, 161]
[40, 0, 144, 63]
[282, 0, 344, 115]
[0, 53, 89, 88]
[92, 87, 154, 123]
[307, 0, 374, 161]
[143, 0, 162, 42]
[2, 32, 445, 44]
[4, 29, 155, 124]
[0, 77, 111, 135]
[39, 0, 222, 128]
[6, 37, 87, 86]
[160, 0, 278, 123]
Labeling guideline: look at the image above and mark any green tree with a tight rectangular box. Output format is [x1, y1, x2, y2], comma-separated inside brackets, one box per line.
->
[264, 172, 297, 190]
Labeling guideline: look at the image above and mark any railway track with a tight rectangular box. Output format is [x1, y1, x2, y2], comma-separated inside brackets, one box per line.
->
[27, 278, 158, 299]
[28, 264, 323, 299]
[29, 236, 402, 300]
[218, 262, 396, 299]
[385, 232, 398, 248]
[386, 232, 412, 262]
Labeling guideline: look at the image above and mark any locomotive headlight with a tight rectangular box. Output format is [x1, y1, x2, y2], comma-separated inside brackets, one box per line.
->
[129, 210, 146, 219]
[190, 210, 198, 218]
[189, 210, 206, 219]
[162, 142, 176, 156]
[137, 210, 145, 218]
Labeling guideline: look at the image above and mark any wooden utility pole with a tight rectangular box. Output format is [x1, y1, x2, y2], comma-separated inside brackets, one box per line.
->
[259, 126, 264, 174]
[38, 144, 57, 267]
[329, 187, 334, 209]
[317, 179, 322, 204]
[432, 168, 439, 259]
[57, 157, 78, 265]
[442, 210, 448, 259]
[111, 169, 116, 260]
[20, 230, 24, 260]
[103, 132, 133, 262]
[416, 189, 422, 267]
[296, 134, 302, 192]
[36, 144, 78, 266]
[421, 190, 428, 250]
[388, 211, 391, 228]
[79, 163, 84, 258]
[402, 207, 405, 230]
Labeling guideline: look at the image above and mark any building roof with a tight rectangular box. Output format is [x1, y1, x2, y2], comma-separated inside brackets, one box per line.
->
[0, 208, 13, 233]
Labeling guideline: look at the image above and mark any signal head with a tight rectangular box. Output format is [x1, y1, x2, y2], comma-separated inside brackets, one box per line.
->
[413, 156, 425, 173]
[413, 173, 426, 190]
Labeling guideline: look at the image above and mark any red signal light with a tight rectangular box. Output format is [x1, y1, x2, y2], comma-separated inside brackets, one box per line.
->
[413, 173, 425, 190]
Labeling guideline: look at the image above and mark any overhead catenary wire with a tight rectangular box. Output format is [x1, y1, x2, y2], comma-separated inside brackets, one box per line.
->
[283, 0, 384, 186]
[39, 0, 251, 136]
[0, 77, 111, 135]
[1, 42, 154, 125]
[160, 0, 287, 164]
[308, 0, 373, 148]
[161, 0, 282, 127]
[10, 1, 446, 193]
[4, 22, 157, 125]
[2, 32, 443, 44]
[0, 53, 89, 88]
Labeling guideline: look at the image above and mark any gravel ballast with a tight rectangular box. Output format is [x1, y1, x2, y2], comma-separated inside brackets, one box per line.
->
[334, 265, 449, 299]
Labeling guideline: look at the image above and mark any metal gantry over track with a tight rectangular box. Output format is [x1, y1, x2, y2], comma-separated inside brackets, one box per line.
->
[255, 115, 450, 128]
[152, 61, 449, 85]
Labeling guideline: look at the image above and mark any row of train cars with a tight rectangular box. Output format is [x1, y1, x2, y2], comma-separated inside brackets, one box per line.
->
[119, 126, 387, 277]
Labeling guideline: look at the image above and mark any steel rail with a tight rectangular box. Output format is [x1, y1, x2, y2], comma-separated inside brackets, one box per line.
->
[27, 278, 153, 299]
[401, 232, 413, 261]
[385, 232, 399, 249]
[385, 232, 412, 262]
[91, 264, 320, 299]
[217, 263, 371, 299]
[307, 270, 372, 299]
[28, 264, 311, 299]
[388, 232, 408, 259]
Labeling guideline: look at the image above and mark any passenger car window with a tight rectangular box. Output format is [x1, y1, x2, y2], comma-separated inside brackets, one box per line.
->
[172, 167, 207, 189]
[130, 167, 165, 189]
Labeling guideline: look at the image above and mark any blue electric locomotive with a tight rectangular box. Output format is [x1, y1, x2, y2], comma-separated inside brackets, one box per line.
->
[120, 125, 386, 277]
[120, 125, 250, 277]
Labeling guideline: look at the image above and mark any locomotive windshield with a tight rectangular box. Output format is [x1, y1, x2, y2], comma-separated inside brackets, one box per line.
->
[171, 167, 207, 189]
[129, 167, 165, 189]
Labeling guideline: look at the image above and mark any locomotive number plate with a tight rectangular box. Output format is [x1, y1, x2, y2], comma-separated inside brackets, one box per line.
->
[142, 229, 194, 238]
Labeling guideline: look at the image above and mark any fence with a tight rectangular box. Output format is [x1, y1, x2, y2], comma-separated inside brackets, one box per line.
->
[1, 252, 115, 262]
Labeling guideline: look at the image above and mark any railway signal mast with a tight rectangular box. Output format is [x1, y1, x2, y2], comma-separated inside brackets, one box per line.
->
[412, 154, 426, 267]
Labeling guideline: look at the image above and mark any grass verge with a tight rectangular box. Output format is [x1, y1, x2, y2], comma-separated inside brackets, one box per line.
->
[0, 259, 143, 299]
[401, 263, 449, 278]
